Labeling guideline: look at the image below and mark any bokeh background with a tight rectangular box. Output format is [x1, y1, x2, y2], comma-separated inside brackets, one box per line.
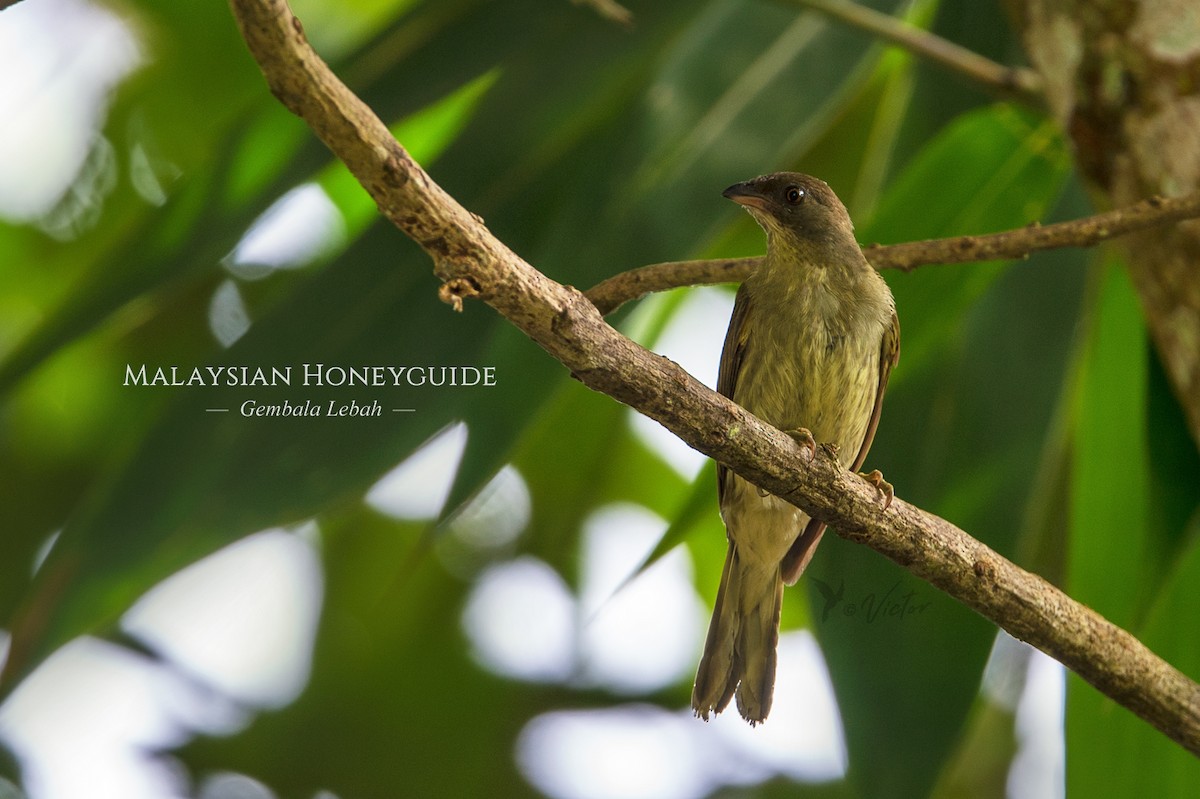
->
[1, 0, 1198, 797]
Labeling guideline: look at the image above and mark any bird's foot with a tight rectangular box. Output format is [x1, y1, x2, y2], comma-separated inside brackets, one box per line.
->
[784, 427, 817, 463]
[758, 427, 816, 494]
[858, 469, 894, 510]
[757, 428, 817, 497]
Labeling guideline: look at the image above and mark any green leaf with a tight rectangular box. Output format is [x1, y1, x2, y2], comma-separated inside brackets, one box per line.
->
[1065, 259, 1200, 797]
[510, 376, 687, 584]
[320, 69, 500, 236]
[632, 462, 720, 582]
[1125, 517, 1200, 792]
[1067, 261, 1150, 626]
[863, 105, 1070, 384]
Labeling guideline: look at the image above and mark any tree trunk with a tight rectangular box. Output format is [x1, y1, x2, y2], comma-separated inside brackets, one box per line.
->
[1007, 0, 1200, 446]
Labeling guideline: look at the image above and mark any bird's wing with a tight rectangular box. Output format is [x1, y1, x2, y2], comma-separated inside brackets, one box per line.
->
[716, 283, 753, 506]
[849, 308, 900, 472]
[782, 308, 900, 585]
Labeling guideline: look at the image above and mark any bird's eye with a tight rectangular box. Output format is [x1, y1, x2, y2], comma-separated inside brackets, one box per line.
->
[785, 186, 805, 204]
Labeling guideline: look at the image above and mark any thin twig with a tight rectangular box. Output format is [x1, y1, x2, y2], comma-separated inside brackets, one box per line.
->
[587, 257, 764, 316]
[585, 192, 1200, 315]
[866, 193, 1200, 269]
[224, 0, 1200, 755]
[782, 0, 1043, 106]
[571, 0, 634, 28]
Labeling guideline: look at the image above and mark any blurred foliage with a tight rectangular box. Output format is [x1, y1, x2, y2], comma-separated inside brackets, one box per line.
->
[1, 0, 1198, 797]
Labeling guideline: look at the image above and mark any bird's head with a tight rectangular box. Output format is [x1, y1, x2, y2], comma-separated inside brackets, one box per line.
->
[723, 172, 855, 249]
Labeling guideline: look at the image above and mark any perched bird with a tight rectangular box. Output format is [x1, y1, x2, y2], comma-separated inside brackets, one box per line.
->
[692, 173, 899, 725]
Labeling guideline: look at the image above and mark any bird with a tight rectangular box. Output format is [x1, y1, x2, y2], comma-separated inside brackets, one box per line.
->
[692, 172, 899, 725]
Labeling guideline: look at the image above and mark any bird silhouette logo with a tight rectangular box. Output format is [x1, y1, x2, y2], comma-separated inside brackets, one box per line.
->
[810, 577, 845, 623]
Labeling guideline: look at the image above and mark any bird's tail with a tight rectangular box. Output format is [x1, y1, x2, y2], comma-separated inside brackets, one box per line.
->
[691, 543, 784, 725]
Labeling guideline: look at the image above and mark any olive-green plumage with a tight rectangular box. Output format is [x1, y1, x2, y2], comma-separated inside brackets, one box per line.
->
[692, 173, 899, 725]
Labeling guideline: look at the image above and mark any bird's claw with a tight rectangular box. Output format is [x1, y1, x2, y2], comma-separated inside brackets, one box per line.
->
[757, 429, 816, 497]
[784, 427, 817, 463]
[858, 469, 893, 509]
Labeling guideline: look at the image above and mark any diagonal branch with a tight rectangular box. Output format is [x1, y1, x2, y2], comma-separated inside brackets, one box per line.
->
[229, 0, 1200, 755]
[781, 0, 1043, 106]
[585, 191, 1200, 314]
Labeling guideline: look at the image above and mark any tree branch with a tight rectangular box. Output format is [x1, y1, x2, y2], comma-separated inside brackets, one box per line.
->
[586, 257, 764, 316]
[586, 191, 1200, 314]
[228, 0, 1200, 755]
[781, 0, 1043, 106]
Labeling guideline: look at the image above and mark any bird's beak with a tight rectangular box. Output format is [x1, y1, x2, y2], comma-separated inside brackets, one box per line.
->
[723, 182, 770, 212]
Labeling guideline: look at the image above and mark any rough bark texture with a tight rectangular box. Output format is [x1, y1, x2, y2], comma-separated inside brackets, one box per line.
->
[229, 0, 1200, 754]
[1007, 0, 1200, 447]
